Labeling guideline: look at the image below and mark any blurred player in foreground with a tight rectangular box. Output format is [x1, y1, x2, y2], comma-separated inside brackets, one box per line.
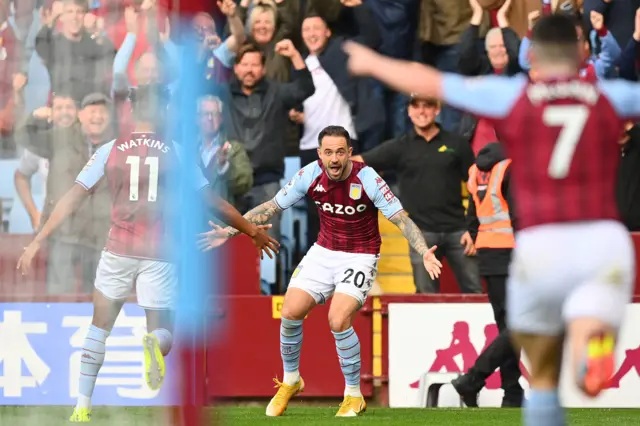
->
[344, 13, 638, 426]
[17, 85, 278, 423]
[200, 125, 442, 417]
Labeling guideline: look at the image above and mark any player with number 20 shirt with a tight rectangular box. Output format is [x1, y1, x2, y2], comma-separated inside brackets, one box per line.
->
[201, 126, 442, 418]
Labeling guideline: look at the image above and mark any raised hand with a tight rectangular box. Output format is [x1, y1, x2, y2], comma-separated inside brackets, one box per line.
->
[218, 0, 237, 17]
[275, 39, 299, 58]
[124, 6, 139, 34]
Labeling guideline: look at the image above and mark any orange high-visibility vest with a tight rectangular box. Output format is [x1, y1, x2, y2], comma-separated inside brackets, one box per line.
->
[467, 159, 515, 249]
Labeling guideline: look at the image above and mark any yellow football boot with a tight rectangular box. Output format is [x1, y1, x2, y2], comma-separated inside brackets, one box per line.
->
[265, 377, 305, 416]
[69, 407, 91, 422]
[143, 333, 165, 391]
[335, 395, 366, 417]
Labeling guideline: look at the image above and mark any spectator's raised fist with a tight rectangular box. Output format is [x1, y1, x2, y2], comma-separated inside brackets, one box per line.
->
[218, 0, 237, 16]
[527, 10, 541, 31]
[125, 6, 139, 34]
[340, 0, 363, 7]
[33, 107, 52, 122]
[590, 10, 604, 31]
[275, 39, 298, 58]
[204, 34, 222, 49]
[12, 73, 27, 93]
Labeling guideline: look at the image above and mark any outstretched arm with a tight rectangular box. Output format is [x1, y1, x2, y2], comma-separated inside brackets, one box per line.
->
[225, 199, 283, 237]
[203, 189, 258, 238]
[388, 211, 430, 255]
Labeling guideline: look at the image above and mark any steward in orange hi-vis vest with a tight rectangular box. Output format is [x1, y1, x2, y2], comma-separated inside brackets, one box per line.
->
[452, 142, 523, 408]
[467, 158, 515, 250]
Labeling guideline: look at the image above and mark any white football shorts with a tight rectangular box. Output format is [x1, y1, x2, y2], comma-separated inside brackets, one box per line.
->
[94, 250, 177, 310]
[507, 220, 635, 335]
[288, 244, 379, 306]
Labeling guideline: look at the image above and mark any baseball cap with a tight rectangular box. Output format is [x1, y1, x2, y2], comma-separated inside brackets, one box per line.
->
[81, 92, 112, 109]
[409, 93, 440, 106]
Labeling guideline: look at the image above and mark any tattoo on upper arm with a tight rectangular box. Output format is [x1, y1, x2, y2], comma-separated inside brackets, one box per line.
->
[227, 199, 283, 237]
[390, 211, 429, 256]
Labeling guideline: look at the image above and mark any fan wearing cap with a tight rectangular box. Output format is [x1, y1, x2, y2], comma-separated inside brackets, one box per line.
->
[20, 91, 114, 296]
[352, 93, 481, 295]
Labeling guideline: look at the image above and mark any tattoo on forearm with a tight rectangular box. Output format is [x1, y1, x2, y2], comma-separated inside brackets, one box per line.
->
[227, 200, 282, 237]
[391, 212, 429, 256]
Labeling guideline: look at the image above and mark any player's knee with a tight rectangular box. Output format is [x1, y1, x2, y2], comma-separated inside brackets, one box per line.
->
[281, 305, 307, 321]
[328, 313, 351, 333]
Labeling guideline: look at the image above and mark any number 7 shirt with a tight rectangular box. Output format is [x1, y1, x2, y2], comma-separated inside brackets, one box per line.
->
[440, 73, 640, 230]
[76, 133, 210, 261]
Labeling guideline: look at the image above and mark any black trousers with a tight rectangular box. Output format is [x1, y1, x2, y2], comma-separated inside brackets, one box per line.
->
[467, 275, 523, 398]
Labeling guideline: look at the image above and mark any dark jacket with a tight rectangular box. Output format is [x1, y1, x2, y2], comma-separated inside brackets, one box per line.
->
[316, 2, 385, 138]
[21, 119, 112, 249]
[617, 124, 640, 231]
[467, 142, 515, 276]
[366, 0, 420, 59]
[35, 27, 116, 103]
[221, 68, 314, 184]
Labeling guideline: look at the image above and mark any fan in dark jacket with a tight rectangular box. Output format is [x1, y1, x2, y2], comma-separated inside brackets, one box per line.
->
[457, 0, 521, 153]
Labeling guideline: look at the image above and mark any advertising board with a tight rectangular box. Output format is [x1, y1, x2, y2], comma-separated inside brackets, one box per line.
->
[388, 303, 640, 408]
[0, 303, 176, 406]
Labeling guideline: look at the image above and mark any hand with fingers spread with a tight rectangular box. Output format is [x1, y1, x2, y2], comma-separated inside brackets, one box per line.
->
[198, 222, 279, 259]
[422, 246, 442, 280]
[251, 224, 280, 259]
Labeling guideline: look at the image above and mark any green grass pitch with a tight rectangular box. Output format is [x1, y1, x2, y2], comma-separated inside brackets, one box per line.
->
[2, 406, 640, 425]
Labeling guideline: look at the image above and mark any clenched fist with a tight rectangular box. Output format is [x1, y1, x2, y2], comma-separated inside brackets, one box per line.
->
[275, 39, 299, 58]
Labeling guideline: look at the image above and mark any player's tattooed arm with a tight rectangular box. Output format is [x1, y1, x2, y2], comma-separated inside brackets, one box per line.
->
[389, 211, 430, 256]
[226, 199, 283, 237]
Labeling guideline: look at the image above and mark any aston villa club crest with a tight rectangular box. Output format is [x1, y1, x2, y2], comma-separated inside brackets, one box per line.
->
[349, 183, 362, 200]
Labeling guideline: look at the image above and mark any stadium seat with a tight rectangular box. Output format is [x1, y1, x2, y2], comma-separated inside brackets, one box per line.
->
[418, 372, 462, 408]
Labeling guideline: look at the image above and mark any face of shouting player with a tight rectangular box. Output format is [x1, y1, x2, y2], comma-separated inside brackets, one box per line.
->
[302, 16, 330, 55]
[318, 135, 352, 181]
[79, 103, 110, 139]
[234, 51, 265, 90]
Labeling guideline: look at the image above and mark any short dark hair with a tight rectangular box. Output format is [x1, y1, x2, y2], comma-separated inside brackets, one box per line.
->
[317, 125, 351, 147]
[131, 84, 170, 125]
[303, 13, 328, 25]
[530, 14, 580, 64]
[235, 43, 266, 65]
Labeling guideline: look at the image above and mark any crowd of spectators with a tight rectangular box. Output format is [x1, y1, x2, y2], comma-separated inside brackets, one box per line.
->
[1, 0, 640, 296]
